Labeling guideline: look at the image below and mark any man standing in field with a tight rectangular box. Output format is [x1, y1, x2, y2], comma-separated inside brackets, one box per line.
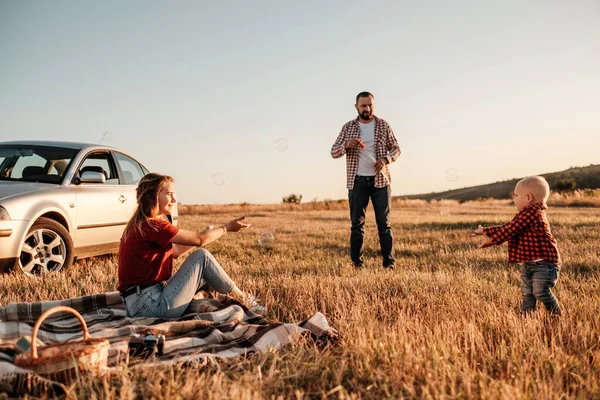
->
[331, 92, 401, 269]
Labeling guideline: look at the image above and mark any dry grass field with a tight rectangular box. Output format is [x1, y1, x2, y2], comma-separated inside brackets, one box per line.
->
[1, 199, 599, 399]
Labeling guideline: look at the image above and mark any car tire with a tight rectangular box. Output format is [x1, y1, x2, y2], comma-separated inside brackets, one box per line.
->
[17, 217, 74, 276]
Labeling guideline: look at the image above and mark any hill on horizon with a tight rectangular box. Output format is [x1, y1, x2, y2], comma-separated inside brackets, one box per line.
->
[398, 164, 600, 202]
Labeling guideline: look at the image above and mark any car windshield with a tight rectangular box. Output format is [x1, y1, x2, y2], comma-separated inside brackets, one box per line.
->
[0, 144, 79, 184]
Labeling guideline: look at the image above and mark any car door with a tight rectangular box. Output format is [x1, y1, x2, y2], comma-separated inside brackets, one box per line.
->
[71, 151, 133, 256]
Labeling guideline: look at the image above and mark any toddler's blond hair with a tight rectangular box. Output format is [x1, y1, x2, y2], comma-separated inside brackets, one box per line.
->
[516, 176, 550, 205]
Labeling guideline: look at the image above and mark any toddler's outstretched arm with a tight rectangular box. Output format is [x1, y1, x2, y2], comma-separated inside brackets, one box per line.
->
[470, 224, 484, 236]
[469, 224, 495, 249]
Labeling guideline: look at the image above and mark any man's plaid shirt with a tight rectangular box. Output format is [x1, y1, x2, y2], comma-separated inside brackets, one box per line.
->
[330, 116, 401, 189]
[483, 203, 561, 264]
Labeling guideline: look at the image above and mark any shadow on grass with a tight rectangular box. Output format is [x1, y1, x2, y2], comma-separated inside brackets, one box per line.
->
[246, 213, 270, 218]
[313, 241, 348, 257]
[312, 241, 444, 261]
[553, 222, 600, 230]
[398, 221, 495, 232]
[311, 216, 348, 222]
[76, 253, 117, 263]
[563, 263, 599, 278]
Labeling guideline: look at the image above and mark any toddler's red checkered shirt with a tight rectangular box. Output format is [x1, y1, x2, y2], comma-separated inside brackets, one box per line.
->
[484, 203, 561, 264]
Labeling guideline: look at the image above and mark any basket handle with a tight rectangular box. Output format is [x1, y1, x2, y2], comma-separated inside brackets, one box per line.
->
[29, 306, 91, 360]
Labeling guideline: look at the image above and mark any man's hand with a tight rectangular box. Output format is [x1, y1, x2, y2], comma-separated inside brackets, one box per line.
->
[345, 138, 364, 150]
[375, 158, 388, 173]
[224, 216, 251, 233]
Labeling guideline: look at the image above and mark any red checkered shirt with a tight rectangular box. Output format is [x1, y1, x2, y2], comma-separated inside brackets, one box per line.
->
[483, 203, 561, 264]
[330, 116, 401, 189]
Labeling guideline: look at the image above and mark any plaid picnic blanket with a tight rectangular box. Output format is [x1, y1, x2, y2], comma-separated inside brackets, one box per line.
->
[0, 292, 335, 396]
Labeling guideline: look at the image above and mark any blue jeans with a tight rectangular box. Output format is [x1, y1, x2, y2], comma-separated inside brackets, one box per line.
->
[520, 260, 561, 315]
[123, 248, 236, 318]
[348, 175, 395, 267]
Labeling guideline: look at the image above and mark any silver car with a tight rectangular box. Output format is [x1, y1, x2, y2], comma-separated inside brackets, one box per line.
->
[0, 141, 177, 276]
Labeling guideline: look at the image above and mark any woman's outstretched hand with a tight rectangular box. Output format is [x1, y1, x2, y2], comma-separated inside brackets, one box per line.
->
[224, 216, 251, 233]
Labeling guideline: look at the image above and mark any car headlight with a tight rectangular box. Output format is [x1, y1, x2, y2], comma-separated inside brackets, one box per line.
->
[0, 207, 11, 221]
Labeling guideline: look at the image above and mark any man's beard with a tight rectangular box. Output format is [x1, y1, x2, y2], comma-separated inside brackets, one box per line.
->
[359, 111, 372, 120]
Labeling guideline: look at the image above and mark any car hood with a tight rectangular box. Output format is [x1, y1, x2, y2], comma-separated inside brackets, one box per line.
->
[0, 181, 60, 201]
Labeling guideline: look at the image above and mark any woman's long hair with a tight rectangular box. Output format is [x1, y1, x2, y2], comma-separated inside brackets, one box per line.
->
[123, 173, 174, 239]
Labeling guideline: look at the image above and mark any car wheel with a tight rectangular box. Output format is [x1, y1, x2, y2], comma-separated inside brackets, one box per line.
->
[18, 217, 74, 276]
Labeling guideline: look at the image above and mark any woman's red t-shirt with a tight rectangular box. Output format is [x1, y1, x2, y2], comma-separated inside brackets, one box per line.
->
[117, 218, 180, 292]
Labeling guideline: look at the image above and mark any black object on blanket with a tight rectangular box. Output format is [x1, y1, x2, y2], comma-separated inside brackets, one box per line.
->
[15, 337, 31, 353]
[128, 333, 165, 359]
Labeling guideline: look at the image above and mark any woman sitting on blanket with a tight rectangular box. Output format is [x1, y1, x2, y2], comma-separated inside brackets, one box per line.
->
[117, 172, 264, 318]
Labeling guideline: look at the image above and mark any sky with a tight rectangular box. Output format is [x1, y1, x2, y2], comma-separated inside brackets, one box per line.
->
[1, 0, 599, 205]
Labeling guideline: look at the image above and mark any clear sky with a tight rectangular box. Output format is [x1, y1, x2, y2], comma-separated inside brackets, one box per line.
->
[1, 0, 598, 204]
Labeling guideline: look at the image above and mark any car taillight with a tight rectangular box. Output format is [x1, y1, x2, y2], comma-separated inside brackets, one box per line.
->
[0, 207, 10, 221]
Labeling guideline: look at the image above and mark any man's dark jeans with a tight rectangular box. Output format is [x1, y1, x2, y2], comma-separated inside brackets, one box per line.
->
[348, 175, 395, 267]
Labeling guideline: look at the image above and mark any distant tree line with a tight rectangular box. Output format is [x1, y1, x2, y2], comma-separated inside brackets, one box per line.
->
[544, 165, 600, 192]
[282, 193, 303, 204]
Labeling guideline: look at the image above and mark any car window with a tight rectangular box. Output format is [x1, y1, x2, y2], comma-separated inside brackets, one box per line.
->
[78, 152, 118, 184]
[114, 152, 146, 185]
[11, 154, 62, 177]
[12, 153, 47, 178]
[0, 145, 77, 183]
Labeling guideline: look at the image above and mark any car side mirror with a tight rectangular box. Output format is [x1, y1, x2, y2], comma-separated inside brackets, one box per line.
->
[79, 171, 106, 184]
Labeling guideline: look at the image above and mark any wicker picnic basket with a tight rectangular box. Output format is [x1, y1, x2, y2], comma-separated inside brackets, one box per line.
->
[14, 306, 110, 383]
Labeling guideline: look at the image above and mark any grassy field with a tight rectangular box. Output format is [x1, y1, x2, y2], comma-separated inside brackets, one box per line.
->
[1, 200, 599, 399]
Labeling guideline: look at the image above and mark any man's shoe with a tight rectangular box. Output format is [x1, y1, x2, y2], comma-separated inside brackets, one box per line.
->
[383, 263, 395, 270]
[353, 263, 364, 270]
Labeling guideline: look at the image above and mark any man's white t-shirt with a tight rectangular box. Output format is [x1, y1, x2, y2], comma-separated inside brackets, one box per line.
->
[356, 120, 376, 176]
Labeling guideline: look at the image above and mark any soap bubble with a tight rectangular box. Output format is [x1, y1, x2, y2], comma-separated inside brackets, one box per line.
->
[445, 168, 460, 182]
[258, 232, 274, 248]
[440, 208, 450, 216]
[275, 138, 290, 152]
[212, 173, 226, 186]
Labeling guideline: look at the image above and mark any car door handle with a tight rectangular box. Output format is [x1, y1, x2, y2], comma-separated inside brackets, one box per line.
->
[119, 195, 127, 203]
